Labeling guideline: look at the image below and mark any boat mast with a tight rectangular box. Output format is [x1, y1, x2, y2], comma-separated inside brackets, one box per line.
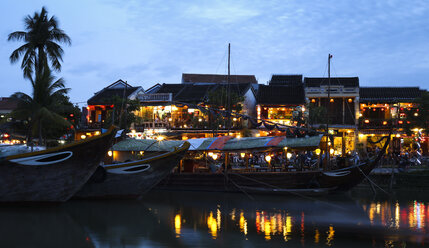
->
[325, 54, 333, 169]
[227, 43, 231, 133]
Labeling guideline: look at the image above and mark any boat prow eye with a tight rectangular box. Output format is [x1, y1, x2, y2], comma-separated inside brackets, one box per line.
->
[10, 151, 73, 166]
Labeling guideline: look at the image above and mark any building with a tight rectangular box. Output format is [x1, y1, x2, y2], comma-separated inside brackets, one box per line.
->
[0, 97, 19, 143]
[255, 75, 306, 136]
[132, 74, 258, 140]
[359, 87, 427, 155]
[77, 80, 144, 139]
[304, 77, 360, 155]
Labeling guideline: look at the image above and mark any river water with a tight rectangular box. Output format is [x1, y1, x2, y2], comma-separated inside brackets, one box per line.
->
[1, 190, 428, 247]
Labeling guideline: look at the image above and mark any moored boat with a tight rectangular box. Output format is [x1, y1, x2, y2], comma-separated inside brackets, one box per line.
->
[0, 126, 117, 202]
[75, 141, 190, 199]
[155, 135, 389, 195]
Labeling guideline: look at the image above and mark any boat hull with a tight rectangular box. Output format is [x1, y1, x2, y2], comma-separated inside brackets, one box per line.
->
[156, 160, 377, 195]
[0, 127, 116, 202]
[75, 142, 190, 199]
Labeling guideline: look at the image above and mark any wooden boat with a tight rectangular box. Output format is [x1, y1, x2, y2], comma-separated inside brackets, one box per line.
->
[0, 126, 117, 202]
[154, 135, 390, 195]
[75, 141, 190, 199]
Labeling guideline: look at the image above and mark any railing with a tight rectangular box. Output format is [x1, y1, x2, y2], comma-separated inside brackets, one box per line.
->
[138, 93, 172, 102]
[135, 121, 170, 130]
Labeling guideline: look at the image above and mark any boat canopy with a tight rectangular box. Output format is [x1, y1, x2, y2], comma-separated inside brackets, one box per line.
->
[112, 134, 323, 152]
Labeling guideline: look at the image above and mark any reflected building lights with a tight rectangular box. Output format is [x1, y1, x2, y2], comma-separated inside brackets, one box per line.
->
[326, 225, 335, 246]
[174, 214, 181, 238]
[217, 209, 221, 230]
[207, 211, 218, 239]
[395, 202, 400, 230]
[264, 216, 271, 240]
[239, 212, 248, 236]
[230, 208, 236, 221]
[314, 229, 320, 244]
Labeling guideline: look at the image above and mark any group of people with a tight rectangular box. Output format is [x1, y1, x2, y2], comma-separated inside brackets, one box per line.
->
[228, 151, 318, 171]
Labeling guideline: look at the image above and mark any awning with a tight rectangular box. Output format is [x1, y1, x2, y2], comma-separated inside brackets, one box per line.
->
[112, 134, 323, 152]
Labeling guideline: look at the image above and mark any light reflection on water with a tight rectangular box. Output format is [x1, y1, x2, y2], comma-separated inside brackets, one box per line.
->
[363, 200, 428, 233]
[0, 191, 428, 247]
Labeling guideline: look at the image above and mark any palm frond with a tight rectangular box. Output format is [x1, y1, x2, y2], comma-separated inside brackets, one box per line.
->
[7, 31, 27, 41]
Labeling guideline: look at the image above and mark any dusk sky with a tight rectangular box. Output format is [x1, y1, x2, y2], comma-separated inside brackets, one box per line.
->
[1, 0, 429, 105]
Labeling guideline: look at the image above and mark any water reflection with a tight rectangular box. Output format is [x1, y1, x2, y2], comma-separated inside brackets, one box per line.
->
[0, 205, 93, 248]
[174, 214, 181, 237]
[0, 192, 428, 247]
[363, 199, 428, 234]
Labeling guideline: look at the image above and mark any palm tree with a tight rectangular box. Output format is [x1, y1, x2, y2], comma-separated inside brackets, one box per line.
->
[8, 7, 71, 79]
[11, 68, 71, 144]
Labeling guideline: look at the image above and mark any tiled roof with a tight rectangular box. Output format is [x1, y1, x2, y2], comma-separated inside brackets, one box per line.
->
[360, 87, 422, 102]
[269, 75, 303, 86]
[174, 84, 213, 102]
[156, 84, 186, 97]
[256, 84, 305, 105]
[151, 83, 252, 103]
[0, 97, 18, 110]
[212, 83, 251, 96]
[182, 73, 257, 84]
[87, 87, 141, 105]
[304, 77, 359, 87]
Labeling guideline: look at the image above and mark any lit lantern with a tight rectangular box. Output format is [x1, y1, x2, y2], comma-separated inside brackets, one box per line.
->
[265, 155, 271, 163]
[315, 148, 321, 155]
[348, 98, 353, 103]
[364, 119, 370, 124]
[286, 152, 292, 159]
[95, 131, 101, 135]
[329, 148, 334, 155]
[107, 151, 112, 157]
[383, 121, 387, 125]
[398, 120, 403, 124]
[240, 153, 246, 158]
[212, 154, 218, 160]
[330, 98, 334, 103]
[208, 152, 214, 157]
[81, 135, 86, 139]
[311, 99, 316, 103]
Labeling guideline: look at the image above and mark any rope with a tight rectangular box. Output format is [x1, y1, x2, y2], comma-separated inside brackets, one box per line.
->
[221, 172, 254, 200]
[228, 172, 345, 209]
[357, 164, 391, 196]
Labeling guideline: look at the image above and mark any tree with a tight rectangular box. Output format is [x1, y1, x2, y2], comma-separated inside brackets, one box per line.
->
[206, 87, 244, 130]
[308, 105, 327, 126]
[8, 7, 71, 79]
[102, 96, 140, 130]
[10, 68, 71, 144]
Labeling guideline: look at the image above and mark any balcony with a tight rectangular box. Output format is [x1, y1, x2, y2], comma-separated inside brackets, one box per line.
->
[359, 118, 393, 129]
[138, 93, 172, 102]
[134, 119, 244, 131]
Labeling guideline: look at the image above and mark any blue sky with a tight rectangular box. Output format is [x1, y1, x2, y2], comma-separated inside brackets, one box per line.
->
[1, 0, 429, 105]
